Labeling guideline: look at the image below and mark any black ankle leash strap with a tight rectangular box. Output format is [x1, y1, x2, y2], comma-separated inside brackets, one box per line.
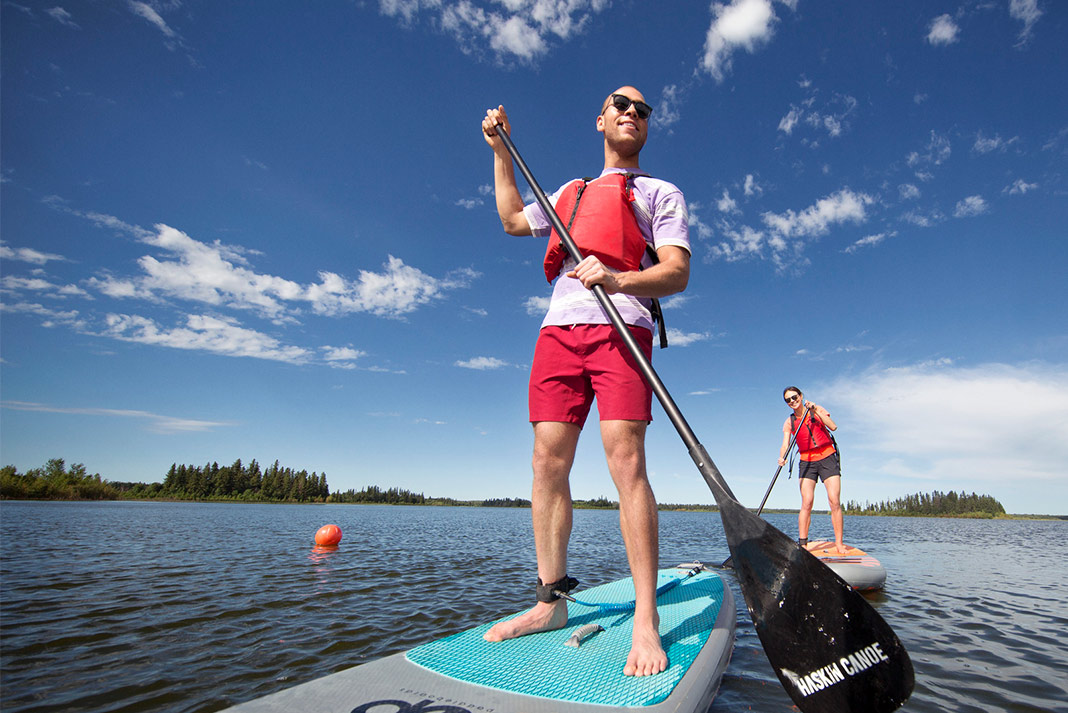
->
[536, 575, 580, 603]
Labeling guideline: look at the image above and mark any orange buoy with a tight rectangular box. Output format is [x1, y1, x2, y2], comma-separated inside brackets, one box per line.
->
[314, 524, 342, 547]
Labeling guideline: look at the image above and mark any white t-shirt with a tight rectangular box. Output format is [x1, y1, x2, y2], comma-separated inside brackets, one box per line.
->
[523, 167, 691, 333]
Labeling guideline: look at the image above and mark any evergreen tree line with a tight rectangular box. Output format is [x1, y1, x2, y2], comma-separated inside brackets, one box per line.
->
[844, 490, 1005, 518]
[330, 485, 532, 508]
[1, 458, 328, 503]
[154, 459, 328, 502]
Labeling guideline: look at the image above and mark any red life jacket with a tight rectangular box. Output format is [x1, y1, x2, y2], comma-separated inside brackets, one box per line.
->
[791, 412, 835, 452]
[543, 172, 648, 283]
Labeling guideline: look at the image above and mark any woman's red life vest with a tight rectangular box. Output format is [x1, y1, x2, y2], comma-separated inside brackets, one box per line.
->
[791, 412, 835, 453]
[543, 172, 648, 283]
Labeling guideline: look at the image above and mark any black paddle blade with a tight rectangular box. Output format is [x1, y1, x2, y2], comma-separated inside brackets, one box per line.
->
[719, 497, 914, 713]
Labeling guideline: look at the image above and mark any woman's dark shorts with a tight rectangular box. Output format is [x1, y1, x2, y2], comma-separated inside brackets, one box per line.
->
[799, 452, 840, 482]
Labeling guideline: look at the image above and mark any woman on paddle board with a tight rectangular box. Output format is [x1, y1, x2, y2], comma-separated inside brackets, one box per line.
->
[779, 387, 846, 554]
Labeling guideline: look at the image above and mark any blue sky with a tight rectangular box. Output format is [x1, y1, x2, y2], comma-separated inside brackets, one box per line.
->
[2, 1, 1066, 516]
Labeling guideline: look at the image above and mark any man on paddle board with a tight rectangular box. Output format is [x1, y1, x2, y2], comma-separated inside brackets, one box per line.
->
[779, 387, 847, 554]
[480, 87, 690, 677]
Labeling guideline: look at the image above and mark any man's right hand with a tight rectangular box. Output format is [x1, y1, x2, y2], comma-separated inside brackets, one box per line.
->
[482, 105, 511, 151]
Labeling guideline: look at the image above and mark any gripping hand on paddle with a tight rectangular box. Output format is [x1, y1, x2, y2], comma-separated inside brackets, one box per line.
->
[482, 105, 511, 152]
[568, 255, 622, 293]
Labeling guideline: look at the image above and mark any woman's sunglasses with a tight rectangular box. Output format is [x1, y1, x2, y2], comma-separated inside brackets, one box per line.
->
[605, 94, 653, 120]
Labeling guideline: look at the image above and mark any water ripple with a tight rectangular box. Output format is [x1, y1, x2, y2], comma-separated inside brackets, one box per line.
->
[2, 502, 1066, 712]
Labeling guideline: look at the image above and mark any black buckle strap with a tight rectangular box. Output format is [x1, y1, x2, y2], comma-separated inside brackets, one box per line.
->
[536, 575, 580, 603]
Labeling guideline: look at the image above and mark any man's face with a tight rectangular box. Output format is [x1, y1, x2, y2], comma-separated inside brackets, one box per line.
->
[597, 86, 649, 153]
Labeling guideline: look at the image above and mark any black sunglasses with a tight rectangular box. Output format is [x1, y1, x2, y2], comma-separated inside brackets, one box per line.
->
[605, 94, 653, 120]
[785, 394, 801, 403]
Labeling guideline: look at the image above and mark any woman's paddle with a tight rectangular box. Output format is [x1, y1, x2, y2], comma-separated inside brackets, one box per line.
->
[720, 404, 811, 569]
[492, 125, 913, 713]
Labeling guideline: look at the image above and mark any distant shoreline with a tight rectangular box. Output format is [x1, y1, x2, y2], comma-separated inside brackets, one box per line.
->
[2, 497, 1064, 520]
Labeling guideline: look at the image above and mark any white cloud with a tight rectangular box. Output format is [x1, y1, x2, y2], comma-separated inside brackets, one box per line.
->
[323, 346, 367, 362]
[827, 361, 1068, 513]
[743, 174, 762, 197]
[1, 274, 88, 298]
[843, 231, 894, 255]
[653, 84, 683, 131]
[380, 0, 610, 64]
[104, 312, 314, 364]
[716, 189, 738, 214]
[778, 107, 801, 135]
[700, 0, 782, 82]
[79, 222, 473, 321]
[953, 195, 988, 218]
[1005, 178, 1038, 195]
[906, 131, 951, 169]
[0, 243, 67, 265]
[0, 301, 85, 329]
[128, 1, 176, 38]
[926, 14, 959, 45]
[1, 400, 233, 434]
[898, 183, 921, 201]
[455, 197, 483, 209]
[46, 7, 79, 28]
[762, 188, 873, 239]
[973, 132, 1018, 154]
[455, 356, 510, 370]
[1009, 0, 1042, 45]
[524, 295, 550, 316]
[665, 329, 714, 347]
[780, 93, 858, 140]
[711, 188, 873, 269]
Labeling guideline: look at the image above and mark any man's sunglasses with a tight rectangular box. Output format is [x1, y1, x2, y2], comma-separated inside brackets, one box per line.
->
[604, 94, 653, 120]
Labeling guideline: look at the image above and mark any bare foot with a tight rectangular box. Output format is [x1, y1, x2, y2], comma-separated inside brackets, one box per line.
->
[624, 624, 667, 677]
[835, 543, 849, 555]
[483, 600, 568, 642]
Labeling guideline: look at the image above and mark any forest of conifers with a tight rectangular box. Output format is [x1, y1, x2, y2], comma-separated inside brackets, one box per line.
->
[844, 490, 1005, 517]
[2, 458, 1009, 517]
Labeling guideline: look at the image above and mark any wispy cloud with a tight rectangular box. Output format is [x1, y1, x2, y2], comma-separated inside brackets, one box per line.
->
[826, 361, 1068, 508]
[843, 231, 895, 255]
[128, 1, 176, 39]
[377, 0, 611, 64]
[455, 356, 510, 370]
[1, 400, 234, 434]
[926, 14, 960, 46]
[709, 188, 874, 270]
[77, 221, 475, 320]
[104, 313, 314, 364]
[1009, 0, 1043, 46]
[665, 329, 715, 347]
[0, 243, 68, 266]
[3, 203, 479, 366]
[953, 195, 988, 218]
[46, 7, 80, 29]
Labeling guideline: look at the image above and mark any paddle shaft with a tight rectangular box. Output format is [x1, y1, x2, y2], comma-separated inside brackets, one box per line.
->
[756, 404, 812, 513]
[493, 126, 737, 506]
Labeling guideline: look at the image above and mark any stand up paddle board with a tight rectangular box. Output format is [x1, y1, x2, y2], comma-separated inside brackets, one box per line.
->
[807, 541, 887, 591]
[224, 563, 735, 713]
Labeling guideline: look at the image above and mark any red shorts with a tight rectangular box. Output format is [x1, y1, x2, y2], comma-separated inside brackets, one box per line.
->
[528, 324, 653, 426]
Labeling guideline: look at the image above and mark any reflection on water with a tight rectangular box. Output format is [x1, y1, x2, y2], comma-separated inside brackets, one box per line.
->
[1, 501, 1066, 712]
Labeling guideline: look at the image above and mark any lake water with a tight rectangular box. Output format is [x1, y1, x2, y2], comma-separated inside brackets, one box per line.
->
[1, 501, 1066, 713]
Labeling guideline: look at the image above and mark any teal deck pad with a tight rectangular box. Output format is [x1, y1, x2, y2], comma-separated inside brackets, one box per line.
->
[406, 569, 727, 707]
